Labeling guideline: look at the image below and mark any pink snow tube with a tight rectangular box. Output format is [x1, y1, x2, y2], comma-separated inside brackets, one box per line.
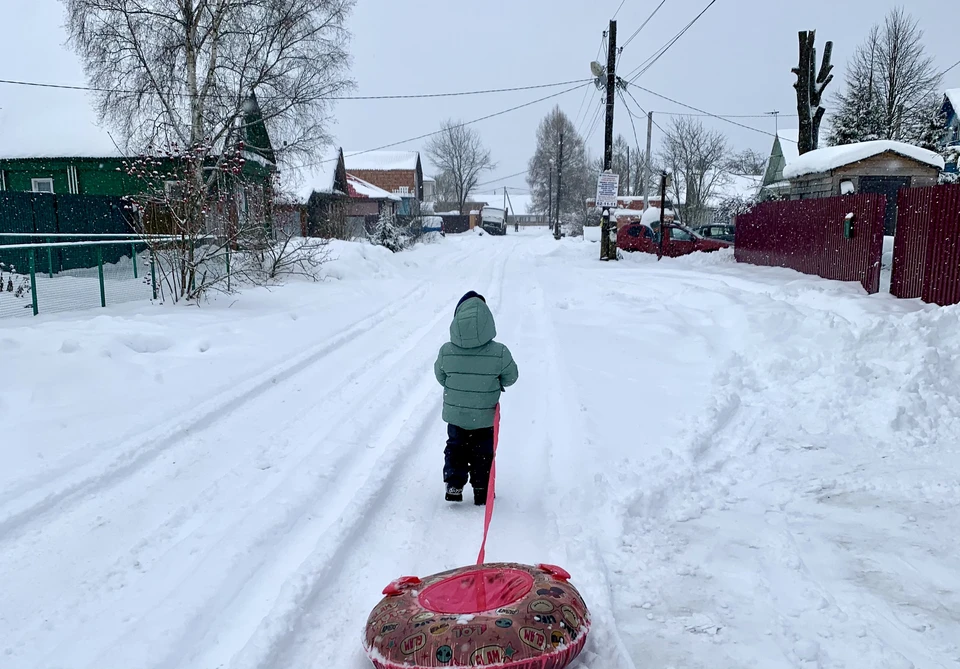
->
[363, 562, 590, 668]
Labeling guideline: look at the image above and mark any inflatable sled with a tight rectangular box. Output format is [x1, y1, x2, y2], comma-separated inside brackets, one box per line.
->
[363, 562, 590, 668]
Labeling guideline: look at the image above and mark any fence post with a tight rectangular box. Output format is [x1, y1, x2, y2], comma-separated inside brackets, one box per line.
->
[226, 244, 231, 292]
[150, 248, 158, 300]
[132, 244, 139, 279]
[29, 250, 38, 316]
[46, 238, 54, 278]
[97, 246, 106, 308]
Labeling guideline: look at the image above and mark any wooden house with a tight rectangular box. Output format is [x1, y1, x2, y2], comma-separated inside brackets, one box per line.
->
[343, 151, 423, 220]
[782, 140, 944, 234]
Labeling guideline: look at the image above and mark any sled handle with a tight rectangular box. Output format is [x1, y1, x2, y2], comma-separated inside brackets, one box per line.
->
[383, 576, 422, 596]
[537, 564, 571, 581]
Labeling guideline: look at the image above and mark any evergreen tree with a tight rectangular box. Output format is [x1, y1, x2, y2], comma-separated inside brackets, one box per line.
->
[371, 210, 407, 253]
[828, 9, 942, 148]
[828, 82, 885, 146]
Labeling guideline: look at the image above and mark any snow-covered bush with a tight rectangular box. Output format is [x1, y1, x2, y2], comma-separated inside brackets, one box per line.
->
[370, 211, 408, 253]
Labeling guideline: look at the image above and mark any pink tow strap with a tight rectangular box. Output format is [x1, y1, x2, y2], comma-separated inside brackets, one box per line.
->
[476, 404, 500, 565]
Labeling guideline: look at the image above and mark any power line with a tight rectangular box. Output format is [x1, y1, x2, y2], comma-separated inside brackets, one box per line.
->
[475, 169, 531, 188]
[627, 83, 793, 141]
[299, 81, 592, 167]
[942, 58, 960, 77]
[612, 0, 628, 19]
[620, 0, 669, 50]
[573, 34, 608, 134]
[624, 0, 718, 82]
[0, 76, 592, 101]
[618, 89, 648, 177]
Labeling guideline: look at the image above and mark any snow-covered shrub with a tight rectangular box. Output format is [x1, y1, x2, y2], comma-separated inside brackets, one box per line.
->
[370, 211, 408, 253]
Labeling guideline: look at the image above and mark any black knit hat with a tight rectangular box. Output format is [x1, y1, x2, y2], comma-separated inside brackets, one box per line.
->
[456, 291, 486, 311]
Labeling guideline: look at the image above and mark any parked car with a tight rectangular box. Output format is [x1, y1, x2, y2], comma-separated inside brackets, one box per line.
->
[617, 221, 731, 257]
[695, 224, 736, 244]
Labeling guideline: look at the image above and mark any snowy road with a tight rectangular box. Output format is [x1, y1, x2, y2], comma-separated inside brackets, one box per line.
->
[3, 230, 960, 669]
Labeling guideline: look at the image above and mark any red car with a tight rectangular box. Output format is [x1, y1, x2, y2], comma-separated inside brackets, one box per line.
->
[617, 221, 732, 257]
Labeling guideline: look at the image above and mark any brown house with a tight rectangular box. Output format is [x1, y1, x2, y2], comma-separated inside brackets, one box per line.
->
[344, 151, 423, 219]
[290, 148, 401, 239]
[782, 140, 944, 234]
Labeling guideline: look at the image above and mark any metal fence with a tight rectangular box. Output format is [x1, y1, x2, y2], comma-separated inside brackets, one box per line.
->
[892, 184, 960, 306]
[734, 194, 887, 294]
[0, 234, 155, 319]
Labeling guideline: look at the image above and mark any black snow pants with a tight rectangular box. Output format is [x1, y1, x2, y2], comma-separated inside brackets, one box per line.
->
[443, 424, 495, 489]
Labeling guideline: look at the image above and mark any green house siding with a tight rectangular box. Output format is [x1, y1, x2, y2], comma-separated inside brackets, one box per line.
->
[0, 155, 273, 199]
[1, 157, 150, 196]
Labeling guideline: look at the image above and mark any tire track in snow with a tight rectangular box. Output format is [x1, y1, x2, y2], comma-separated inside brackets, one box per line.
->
[531, 269, 640, 669]
[27, 277, 472, 669]
[223, 241, 518, 669]
[0, 274, 450, 542]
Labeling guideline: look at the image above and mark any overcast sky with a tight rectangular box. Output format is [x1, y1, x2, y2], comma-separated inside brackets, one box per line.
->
[2, 0, 958, 195]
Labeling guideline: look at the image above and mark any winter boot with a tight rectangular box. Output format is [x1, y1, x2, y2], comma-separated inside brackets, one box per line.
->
[473, 487, 487, 506]
[445, 485, 463, 502]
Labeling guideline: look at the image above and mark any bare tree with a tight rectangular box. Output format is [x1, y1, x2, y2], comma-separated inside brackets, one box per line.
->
[658, 117, 730, 228]
[63, 0, 354, 300]
[425, 121, 495, 214]
[829, 7, 942, 147]
[725, 149, 768, 176]
[527, 106, 591, 223]
[63, 0, 354, 163]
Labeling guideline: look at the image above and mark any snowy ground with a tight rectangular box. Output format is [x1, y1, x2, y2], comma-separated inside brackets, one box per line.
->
[3, 230, 959, 669]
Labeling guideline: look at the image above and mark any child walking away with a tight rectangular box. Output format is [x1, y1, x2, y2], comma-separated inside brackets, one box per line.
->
[434, 291, 518, 505]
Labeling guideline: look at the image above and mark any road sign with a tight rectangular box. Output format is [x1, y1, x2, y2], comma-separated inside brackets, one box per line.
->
[596, 173, 619, 209]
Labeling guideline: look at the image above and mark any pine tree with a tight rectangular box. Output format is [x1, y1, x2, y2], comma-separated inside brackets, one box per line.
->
[371, 210, 407, 253]
[828, 82, 885, 146]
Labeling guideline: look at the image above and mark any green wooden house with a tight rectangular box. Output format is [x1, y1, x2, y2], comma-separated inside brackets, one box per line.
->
[0, 93, 277, 219]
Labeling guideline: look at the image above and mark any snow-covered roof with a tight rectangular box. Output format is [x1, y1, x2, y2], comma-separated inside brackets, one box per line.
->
[343, 150, 419, 172]
[783, 140, 945, 179]
[287, 148, 344, 201]
[346, 173, 401, 201]
[945, 89, 960, 115]
[0, 117, 126, 160]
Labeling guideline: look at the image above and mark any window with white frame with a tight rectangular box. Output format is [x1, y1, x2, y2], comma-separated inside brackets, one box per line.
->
[395, 186, 409, 195]
[31, 178, 54, 194]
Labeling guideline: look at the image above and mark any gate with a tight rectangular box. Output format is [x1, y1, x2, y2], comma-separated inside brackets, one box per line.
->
[892, 184, 960, 306]
[735, 194, 887, 293]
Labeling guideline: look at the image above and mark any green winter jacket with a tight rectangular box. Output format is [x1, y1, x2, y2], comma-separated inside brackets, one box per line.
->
[434, 297, 519, 429]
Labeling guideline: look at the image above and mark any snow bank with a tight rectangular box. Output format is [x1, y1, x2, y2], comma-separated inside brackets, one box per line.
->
[784, 140, 945, 179]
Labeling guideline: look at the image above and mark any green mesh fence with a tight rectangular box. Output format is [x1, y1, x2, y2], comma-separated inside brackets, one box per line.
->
[0, 236, 154, 319]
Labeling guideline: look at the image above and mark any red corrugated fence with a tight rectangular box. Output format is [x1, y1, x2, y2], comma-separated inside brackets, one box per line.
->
[892, 184, 960, 306]
[735, 194, 886, 294]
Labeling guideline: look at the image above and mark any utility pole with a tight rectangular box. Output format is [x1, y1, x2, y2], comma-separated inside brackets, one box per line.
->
[555, 130, 564, 240]
[625, 150, 631, 197]
[547, 164, 553, 230]
[599, 19, 618, 261]
[644, 111, 653, 211]
[657, 170, 668, 260]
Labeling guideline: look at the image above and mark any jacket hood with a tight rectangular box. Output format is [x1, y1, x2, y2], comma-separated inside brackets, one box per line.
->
[450, 296, 496, 349]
